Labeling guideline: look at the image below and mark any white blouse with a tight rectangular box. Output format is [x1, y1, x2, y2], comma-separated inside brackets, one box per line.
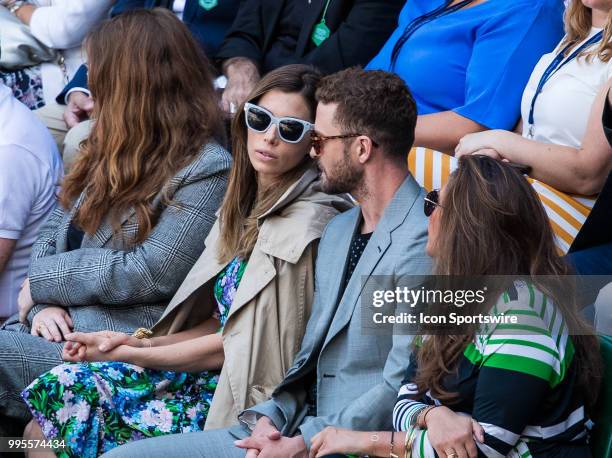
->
[29, 0, 114, 103]
[520, 28, 611, 148]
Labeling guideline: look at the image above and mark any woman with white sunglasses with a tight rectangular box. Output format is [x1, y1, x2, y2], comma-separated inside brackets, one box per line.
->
[21, 64, 352, 457]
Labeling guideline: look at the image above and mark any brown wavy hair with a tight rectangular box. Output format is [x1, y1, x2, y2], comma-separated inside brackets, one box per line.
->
[217, 64, 321, 263]
[560, 0, 612, 62]
[413, 156, 602, 411]
[59, 9, 225, 244]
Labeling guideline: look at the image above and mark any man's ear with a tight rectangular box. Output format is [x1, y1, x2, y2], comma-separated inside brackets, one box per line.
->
[357, 136, 374, 164]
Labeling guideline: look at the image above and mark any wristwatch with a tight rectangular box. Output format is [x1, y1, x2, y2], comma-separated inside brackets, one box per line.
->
[8, 0, 28, 14]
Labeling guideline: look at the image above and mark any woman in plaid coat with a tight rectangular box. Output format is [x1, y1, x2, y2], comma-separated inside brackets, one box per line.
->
[0, 9, 231, 436]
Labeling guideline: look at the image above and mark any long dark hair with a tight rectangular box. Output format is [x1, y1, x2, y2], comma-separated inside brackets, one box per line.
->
[217, 64, 321, 263]
[414, 155, 602, 411]
[60, 9, 225, 244]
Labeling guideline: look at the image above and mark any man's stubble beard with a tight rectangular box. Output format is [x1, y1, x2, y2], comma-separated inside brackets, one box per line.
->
[319, 144, 366, 197]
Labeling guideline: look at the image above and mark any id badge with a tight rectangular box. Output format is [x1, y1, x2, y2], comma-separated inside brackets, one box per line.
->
[199, 0, 218, 10]
[311, 20, 331, 46]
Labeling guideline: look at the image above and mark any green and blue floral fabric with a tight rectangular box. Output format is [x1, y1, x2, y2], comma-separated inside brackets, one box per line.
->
[21, 257, 246, 458]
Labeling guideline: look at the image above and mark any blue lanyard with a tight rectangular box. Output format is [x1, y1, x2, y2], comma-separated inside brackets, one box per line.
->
[527, 30, 603, 136]
[390, 0, 474, 71]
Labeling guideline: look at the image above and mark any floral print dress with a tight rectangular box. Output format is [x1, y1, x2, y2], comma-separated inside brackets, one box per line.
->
[0, 66, 45, 109]
[22, 257, 247, 458]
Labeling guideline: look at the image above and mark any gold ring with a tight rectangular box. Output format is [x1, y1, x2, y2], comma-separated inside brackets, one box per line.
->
[37, 323, 46, 332]
[132, 327, 153, 339]
[446, 454, 457, 458]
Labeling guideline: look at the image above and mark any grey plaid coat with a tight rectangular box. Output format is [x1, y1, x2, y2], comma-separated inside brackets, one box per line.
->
[0, 142, 231, 432]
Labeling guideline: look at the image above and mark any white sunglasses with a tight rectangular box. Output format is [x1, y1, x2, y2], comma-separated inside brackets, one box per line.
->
[244, 102, 314, 143]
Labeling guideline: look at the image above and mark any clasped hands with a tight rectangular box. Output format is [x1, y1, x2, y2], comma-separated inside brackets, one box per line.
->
[61, 331, 146, 363]
[234, 417, 308, 458]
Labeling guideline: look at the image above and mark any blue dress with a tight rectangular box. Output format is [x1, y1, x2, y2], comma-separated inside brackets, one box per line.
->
[366, 0, 564, 129]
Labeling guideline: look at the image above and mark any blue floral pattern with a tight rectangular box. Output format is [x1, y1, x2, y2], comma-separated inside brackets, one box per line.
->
[213, 257, 246, 329]
[22, 257, 247, 457]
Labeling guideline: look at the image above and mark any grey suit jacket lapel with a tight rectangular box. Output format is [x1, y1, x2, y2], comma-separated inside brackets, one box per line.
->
[322, 175, 422, 348]
[312, 207, 361, 348]
[91, 206, 137, 247]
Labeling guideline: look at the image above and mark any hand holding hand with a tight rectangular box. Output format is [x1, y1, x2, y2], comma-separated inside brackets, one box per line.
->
[236, 434, 307, 458]
[235, 416, 281, 458]
[63, 331, 135, 363]
[63, 330, 147, 360]
[63, 91, 94, 128]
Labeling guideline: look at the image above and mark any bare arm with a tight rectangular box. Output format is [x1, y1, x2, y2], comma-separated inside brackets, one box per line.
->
[0, 238, 16, 273]
[149, 317, 220, 348]
[66, 318, 225, 373]
[415, 111, 487, 154]
[456, 84, 612, 195]
[309, 408, 483, 458]
[308, 429, 406, 458]
[65, 316, 221, 356]
[125, 332, 225, 372]
[14, 3, 35, 24]
[27, 0, 113, 49]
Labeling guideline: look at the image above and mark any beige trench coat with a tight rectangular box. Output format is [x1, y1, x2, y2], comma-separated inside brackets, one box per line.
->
[151, 168, 353, 429]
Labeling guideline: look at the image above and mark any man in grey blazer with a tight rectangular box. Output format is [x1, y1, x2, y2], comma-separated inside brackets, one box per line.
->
[103, 68, 431, 458]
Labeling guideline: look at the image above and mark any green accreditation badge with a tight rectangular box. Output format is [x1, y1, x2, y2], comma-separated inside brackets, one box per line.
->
[311, 20, 331, 46]
[199, 0, 218, 10]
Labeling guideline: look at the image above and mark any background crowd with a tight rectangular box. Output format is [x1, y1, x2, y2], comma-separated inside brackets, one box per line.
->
[0, 0, 611, 457]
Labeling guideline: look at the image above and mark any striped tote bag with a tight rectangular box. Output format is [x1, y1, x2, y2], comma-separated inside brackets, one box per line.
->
[407, 147, 596, 254]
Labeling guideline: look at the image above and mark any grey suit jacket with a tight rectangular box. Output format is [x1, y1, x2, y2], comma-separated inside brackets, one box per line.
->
[242, 174, 432, 447]
[6, 143, 231, 334]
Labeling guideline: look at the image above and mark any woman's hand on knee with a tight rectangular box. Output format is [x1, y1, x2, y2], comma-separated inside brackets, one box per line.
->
[30, 307, 73, 342]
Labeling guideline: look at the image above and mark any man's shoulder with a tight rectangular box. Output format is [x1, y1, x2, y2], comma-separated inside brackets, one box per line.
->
[0, 144, 56, 177]
[319, 205, 360, 242]
[326, 205, 360, 228]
